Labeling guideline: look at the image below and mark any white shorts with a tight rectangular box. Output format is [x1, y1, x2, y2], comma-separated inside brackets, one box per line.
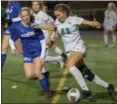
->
[104, 24, 116, 31]
[104, 26, 113, 31]
[66, 40, 87, 57]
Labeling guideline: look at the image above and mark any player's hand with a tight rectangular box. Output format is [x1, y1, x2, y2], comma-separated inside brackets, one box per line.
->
[91, 21, 101, 28]
[11, 49, 19, 56]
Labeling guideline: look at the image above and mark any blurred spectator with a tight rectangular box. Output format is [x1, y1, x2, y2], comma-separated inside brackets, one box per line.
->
[103, 2, 117, 47]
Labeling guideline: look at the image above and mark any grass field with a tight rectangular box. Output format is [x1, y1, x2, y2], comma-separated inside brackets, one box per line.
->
[2, 30, 117, 104]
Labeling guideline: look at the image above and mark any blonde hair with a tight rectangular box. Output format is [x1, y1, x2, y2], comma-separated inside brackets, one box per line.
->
[20, 7, 31, 16]
[20, 7, 35, 22]
[107, 2, 117, 13]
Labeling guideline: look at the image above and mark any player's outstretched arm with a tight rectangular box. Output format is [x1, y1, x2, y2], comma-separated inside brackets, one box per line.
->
[37, 25, 55, 31]
[81, 19, 101, 28]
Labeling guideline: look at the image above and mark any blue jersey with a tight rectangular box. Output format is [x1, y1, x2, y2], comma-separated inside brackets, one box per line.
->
[6, 1, 21, 20]
[10, 22, 45, 53]
[4, 22, 20, 35]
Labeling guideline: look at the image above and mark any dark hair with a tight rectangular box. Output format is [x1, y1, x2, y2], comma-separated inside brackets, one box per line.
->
[30, 15, 35, 23]
[32, 1, 42, 10]
[54, 4, 71, 16]
[2, 15, 12, 26]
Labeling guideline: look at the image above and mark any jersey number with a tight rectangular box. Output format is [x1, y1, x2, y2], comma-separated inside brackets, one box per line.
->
[61, 28, 70, 35]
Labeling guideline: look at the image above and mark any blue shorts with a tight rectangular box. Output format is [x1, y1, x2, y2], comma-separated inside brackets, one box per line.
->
[23, 50, 41, 63]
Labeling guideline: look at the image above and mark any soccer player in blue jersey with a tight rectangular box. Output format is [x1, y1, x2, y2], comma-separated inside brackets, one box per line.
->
[6, 1, 21, 20]
[8, 7, 52, 98]
[1, 1, 21, 70]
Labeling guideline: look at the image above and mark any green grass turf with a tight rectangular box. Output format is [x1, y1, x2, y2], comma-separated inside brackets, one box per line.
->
[2, 31, 117, 103]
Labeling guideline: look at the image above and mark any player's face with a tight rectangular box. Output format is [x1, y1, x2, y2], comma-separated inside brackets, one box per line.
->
[107, 3, 113, 10]
[54, 10, 67, 22]
[20, 11, 31, 25]
[32, 2, 41, 13]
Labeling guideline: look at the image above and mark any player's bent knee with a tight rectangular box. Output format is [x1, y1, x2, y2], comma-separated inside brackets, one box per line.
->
[67, 59, 77, 69]
[79, 64, 94, 81]
[66, 63, 74, 69]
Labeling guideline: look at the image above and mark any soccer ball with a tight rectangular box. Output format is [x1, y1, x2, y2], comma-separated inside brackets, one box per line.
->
[67, 88, 80, 102]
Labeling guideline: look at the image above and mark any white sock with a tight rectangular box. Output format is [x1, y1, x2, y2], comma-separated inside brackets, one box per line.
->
[93, 75, 109, 88]
[104, 34, 108, 45]
[112, 34, 116, 45]
[54, 47, 63, 55]
[69, 66, 89, 91]
[41, 67, 47, 73]
[45, 55, 62, 62]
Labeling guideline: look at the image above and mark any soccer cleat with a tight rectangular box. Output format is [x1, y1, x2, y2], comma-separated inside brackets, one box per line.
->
[45, 91, 53, 98]
[80, 90, 92, 99]
[61, 53, 68, 63]
[107, 84, 116, 100]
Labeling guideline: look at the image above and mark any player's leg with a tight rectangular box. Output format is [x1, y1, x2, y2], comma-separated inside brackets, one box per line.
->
[66, 51, 91, 99]
[24, 63, 36, 79]
[45, 55, 62, 62]
[41, 66, 50, 88]
[23, 54, 36, 79]
[45, 43, 64, 68]
[42, 67, 49, 78]
[103, 28, 109, 47]
[45, 55, 64, 68]
[51, 41, 68, 62]
[76, 59, 116, 100]
[40, 43, 50, 77]
[45, 39, 63, 64]
[1, 35, 9, 70]
[109, 29, 116, 47]
[33, 57, 52, 98]
[76, 59, 109, 88]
